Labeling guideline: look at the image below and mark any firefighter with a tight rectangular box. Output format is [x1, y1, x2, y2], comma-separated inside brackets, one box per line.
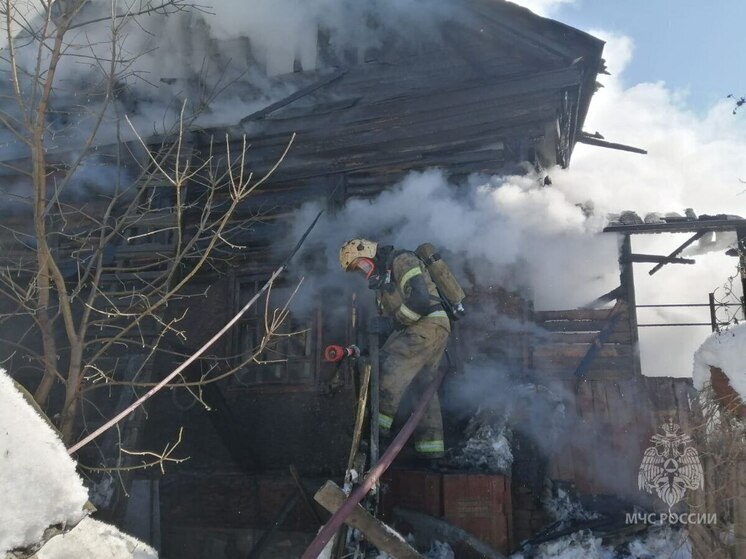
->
[339, 238, 450, 459]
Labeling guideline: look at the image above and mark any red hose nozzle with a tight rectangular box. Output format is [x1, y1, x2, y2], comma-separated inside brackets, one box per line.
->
[324, 344, 360, 362]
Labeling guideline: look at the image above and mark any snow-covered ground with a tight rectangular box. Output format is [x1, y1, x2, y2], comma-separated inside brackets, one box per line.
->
[0, 369, 156, 558]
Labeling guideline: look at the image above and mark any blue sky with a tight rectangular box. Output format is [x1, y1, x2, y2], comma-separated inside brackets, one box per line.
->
[552, 0, 746, 113]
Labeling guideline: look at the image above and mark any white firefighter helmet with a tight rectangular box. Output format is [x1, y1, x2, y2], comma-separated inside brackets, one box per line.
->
[339, 238, 377, 271]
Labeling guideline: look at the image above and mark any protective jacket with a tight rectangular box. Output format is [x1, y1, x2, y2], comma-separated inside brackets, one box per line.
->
[373, 247, 450, 458]
[374, 248, 450, 329]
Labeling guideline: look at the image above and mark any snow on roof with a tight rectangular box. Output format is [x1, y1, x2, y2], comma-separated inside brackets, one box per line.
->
[0, 369, 88, 554]
[693, 324, 746, 398]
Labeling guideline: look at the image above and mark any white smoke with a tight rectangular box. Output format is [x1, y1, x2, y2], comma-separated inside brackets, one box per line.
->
[290, 28, 746, 378]
[3, 2, 742, 377]
[551, 30, 746, 376]
[290, 169, 618, 314]
[0, 0, 455, 163]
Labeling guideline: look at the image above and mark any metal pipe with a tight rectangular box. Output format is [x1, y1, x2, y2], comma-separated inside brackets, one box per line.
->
[637, 322, 720, 327]
[300, 365, 447, 559]
[635, 303, 740, 308]
[709, 293, 720, 333]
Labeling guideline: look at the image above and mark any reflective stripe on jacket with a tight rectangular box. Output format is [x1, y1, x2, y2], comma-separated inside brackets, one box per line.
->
[377, 251, 448, 328]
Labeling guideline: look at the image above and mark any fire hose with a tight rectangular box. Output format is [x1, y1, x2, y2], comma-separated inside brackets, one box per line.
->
[300, 361, 448, 559]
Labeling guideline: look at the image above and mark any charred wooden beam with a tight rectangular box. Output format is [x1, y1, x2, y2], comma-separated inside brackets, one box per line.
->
[314, 481, 424, 559]
[289, 465, 324, 526]
[240, 69, 348, 123]
[393, 508, 506, 559]
[627, 253, 695, 265]
[649, 231, 706, 275]
[582, 284, 624, 309]
[604, 218, 746, 235]
[245, 491, 300, 559]
[574, 297, 627, 382]
[577, 132, 647, 154]
[619, 235, 641, 376]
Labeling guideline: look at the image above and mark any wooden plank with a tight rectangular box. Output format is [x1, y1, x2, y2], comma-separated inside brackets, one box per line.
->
[314, 481, 424, 559]
[356, 65, 581, 118]
[628, 253, 694, 264]
[338, 51, 531, 91]
[542, 331, 632, 344]
[532, 356, 635, 377]
[537, 320, 611, 333]
[300, 102, 558, 158]
[572, 380, 596, 494]
[590, 380, 611, 495]
[533, 343, 632, 361]
[470, 0, 592, 61]
[601, 382, 630, 496]
[244, 81, 559, 144]
[232, 118, 550, 183]
[384, 470, 443, 519]
[534, 309, 614, 322]
[442, 474, 511, 554]
[255, 65, 580, 138]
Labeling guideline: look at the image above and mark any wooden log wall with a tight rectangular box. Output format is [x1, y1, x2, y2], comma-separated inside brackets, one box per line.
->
[532, 306, 636, 381]
[545, 376, 696, 498]
[531, 306, 697, 499]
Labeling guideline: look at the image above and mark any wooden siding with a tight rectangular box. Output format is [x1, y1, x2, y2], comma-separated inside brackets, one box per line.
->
[546, 376, 696, 498]
[532, 306, 636, 380]
[380, 470, 513, 556]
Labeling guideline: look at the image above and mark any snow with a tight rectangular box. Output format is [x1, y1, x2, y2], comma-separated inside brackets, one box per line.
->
[511, 526, 691, 559]
[37, 518, 157, 559]
[0, 369, 158, 558]
[543, 487, 600, 523]
[0, 369, 88, 554]
[514, 530, 606, 559]
[425, 541, 455, 559]
[449, 423, 513, 473]
[692, 324, 746, 399]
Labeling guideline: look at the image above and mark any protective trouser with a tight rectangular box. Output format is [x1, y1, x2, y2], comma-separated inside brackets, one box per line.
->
[377, 317, 450, 458]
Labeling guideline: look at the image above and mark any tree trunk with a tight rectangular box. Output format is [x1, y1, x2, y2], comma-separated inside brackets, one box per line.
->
[30, 24, 69, 413]
[60, 341, 83, 443]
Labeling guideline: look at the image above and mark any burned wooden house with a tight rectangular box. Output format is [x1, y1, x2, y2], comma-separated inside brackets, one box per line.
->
[0, 1, 713, 557]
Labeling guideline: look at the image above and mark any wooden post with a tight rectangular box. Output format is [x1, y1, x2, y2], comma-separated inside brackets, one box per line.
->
[737, 229, 746, 320]
[314, 481, 424, 559]
[709, 292, 720, 333]
[369, 328, 381, 470]
[301, 364, 447, 558]
[333, 361, 372, 559]
[619, 234, 641, 376]
[348, 361, 372, 472]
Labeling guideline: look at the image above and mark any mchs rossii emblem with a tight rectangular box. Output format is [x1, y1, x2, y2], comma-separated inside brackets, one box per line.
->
[638, 420, 703, 510]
